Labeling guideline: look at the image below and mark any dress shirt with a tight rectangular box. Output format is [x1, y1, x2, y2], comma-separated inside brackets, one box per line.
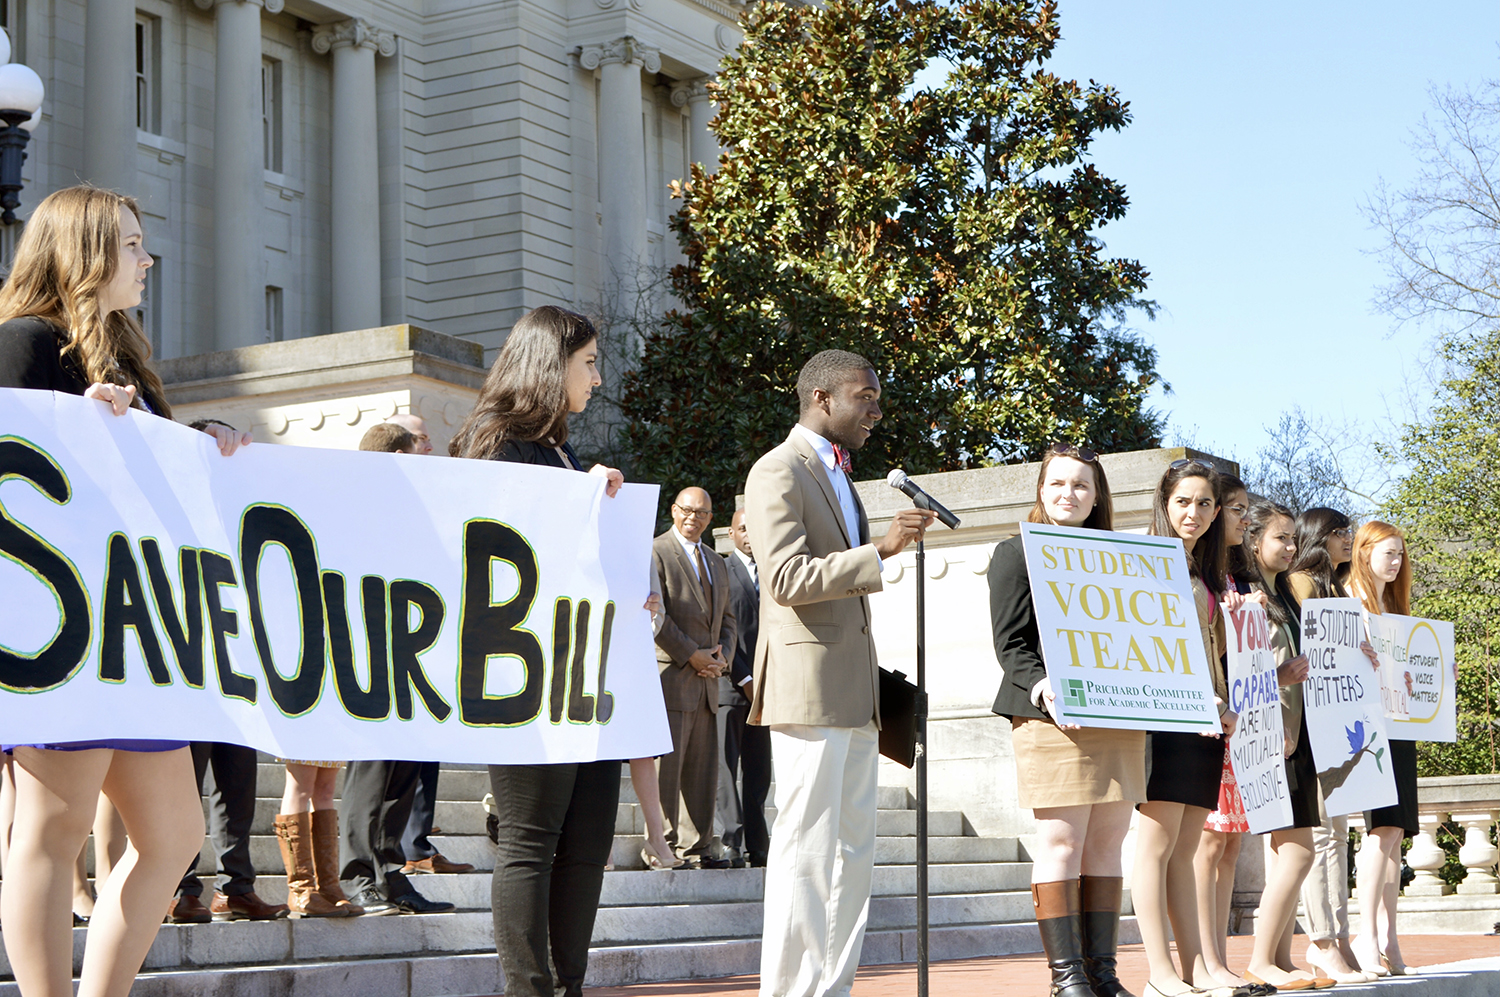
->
[792, 424, 864, 555]
[732, 548, 756, 687]
[671, 526, 712, 582]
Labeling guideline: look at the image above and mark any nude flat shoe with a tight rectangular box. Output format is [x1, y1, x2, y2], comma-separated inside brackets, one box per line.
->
[1244, 970, 1312, 991]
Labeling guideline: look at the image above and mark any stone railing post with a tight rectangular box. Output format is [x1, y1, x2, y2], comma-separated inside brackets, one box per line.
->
[1404, 811, 1452, 896]
[1452, 810, 1500, 894]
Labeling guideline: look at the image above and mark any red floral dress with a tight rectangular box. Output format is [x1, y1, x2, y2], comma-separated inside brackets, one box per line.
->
[1205, 577, 1249, 833]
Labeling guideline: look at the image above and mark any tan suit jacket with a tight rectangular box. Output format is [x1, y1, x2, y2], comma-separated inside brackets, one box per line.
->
[744, 430, 885, 729]
[653, 530, 736, 715]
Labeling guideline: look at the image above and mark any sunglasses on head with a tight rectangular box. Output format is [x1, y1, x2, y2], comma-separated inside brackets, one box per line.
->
[1169, 458, 1216, 472]
[1048, 442, 1098, 462]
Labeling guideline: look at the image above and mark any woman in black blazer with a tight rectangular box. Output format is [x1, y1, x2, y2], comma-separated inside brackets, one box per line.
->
[0, 186, 249, 997]
[989, 444, 1142, 997]
[449, 304, 653, 997]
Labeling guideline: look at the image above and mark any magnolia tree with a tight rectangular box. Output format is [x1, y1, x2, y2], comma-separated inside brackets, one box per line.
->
[621, 0, 1164, 511]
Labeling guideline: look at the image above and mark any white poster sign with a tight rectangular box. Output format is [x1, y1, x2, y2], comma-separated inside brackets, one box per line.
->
[1020, 522, 1221, 732]
[1300, 598, 1397, 816]
[1363, 612, 1458, 743]
[0, 389, 672, 764]
[1225, 602, 1293, 833]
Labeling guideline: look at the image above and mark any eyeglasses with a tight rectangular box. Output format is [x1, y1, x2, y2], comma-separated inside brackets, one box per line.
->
[1048, 442, 1098, 462]
[1169, 458, 1216, 472]
[1330, 527, 1353, 540]
[673, 505, 712, 519]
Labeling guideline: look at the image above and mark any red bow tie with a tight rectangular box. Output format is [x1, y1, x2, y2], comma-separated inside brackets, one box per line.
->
[831, 444, 852, 474]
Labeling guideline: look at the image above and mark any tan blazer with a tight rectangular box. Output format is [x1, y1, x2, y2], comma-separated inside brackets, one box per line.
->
[744, 430, 885, 729]
[652, 530, 736, 714]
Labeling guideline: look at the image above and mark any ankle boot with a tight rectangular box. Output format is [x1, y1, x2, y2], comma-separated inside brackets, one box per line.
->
[275, 814, 343, 917]
[1080, 875, 1134, 997]
[311, 809, 363, 916]
[1033, 880, 1096, 997]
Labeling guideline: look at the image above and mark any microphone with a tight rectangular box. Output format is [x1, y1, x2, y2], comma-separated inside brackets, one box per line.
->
[886, 469, 960, 529]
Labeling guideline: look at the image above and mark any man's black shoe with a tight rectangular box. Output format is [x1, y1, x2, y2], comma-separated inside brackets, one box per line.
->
[729, 854, 748, 869]
[349, 888, 400, 916]
[391, 890, 456, 914]
[691, 856, 732, 870]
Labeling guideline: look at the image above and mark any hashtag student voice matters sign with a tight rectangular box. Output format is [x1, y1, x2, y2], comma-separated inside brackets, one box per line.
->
[1019, 522, 1221, 732]
[1363, 611, 1457, 743]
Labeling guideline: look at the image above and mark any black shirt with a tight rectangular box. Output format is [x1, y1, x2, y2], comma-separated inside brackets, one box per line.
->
[0, 315, 168, 414]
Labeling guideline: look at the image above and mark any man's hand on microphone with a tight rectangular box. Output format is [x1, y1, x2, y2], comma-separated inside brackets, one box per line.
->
[875, 509, 936, 559]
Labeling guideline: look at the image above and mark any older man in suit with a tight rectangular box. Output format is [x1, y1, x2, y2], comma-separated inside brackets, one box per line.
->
[652, 486, 737, 868]
[746, 350, 932, 997]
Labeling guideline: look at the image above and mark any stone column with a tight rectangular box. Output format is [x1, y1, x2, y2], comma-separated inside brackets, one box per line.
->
[672, 78, 721, 174]
[83, 0, 137, 192]
[313, 19, 395, 334]
[195, 0, 281, 350]
[580, 37, 658, 303]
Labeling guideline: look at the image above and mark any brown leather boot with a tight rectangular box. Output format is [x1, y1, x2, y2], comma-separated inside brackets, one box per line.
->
[1080, 875, 1134, 997]
[275, 813, 343, 917]
[1033, 879, 1095, 997]
[311, 809, 363, 915]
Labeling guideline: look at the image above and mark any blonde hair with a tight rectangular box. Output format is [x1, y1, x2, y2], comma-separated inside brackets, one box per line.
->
[1350, 520, 1410, 616]
[0, 186, 170, 417]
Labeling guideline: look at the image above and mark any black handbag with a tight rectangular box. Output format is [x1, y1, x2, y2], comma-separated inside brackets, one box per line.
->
[878, 667, 918, 768]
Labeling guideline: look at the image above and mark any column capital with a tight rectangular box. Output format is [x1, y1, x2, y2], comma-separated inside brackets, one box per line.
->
[670, 77, 714, 109]
[193, 0, 285, 13]
[577, 36, 661, 74]
[312, 18, 397, 57]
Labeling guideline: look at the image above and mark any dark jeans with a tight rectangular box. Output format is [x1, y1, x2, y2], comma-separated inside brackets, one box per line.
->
[719, 701, 772, 864]
[489, 759, 621, 997]
[177, 741, 258, 898]
[340, 759, 421, 899]
[401, 760, 441, 861]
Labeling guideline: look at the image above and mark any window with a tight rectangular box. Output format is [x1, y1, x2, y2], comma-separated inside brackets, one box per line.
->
[133, 256, 162, 356]
[1, 1, 24, 63]
[135, 13, 160, 134]
[262, 58, 282, 172]
[264, 286, 283, 342]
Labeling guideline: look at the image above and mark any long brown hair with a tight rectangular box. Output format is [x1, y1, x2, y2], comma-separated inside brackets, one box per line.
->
[1149, 460, 1226, 595]
[1240, 498, 1299, 629]
[449, 305, 598, 459]
[1350, 520, 1411, 616]
[1287, 506, 1352, 598]
[0, 186, 169, 416]
[1025, 447, 1114, 531]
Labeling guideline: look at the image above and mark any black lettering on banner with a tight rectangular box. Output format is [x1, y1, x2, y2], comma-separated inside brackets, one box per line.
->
[240, 505, 326, 717]
[100, 533, 171, 685]
[323, 572, 391, 721]
[200, 550, 256, 703]
[568, 600, 596, 723]
[141, 539, 205, 688]
[457, 520, 545, 727]
[594, 602, 615, 723]
[549, 598, 571, 724]
[390, 580, 452, 722]
[0, 438, 92, 692]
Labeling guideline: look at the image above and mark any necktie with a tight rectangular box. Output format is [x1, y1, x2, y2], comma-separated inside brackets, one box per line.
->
[694, 544, 713, 605]
[749, 559, 759, 593]
[831, 444, 852, 474]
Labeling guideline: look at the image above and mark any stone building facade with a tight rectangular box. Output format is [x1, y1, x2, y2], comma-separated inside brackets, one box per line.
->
[4, 0, 740, 364]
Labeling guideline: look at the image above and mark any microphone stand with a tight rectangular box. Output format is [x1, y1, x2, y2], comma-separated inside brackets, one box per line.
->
[915, 537, 929, 997]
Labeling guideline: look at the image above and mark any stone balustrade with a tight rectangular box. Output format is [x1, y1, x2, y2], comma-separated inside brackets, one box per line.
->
[1348, 774, 1500, 897]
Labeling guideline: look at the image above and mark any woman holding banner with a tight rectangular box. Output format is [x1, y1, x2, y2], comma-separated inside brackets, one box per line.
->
[0, 187, 250, 997]
[1287, 509, 1371, 983]
[1349, 522, 1417, 978]
[1132, 459, 1237, 997]
[989, 443, 1140, 997]
[449, 304, 649, 997]
[1237, 500, 1326, 990]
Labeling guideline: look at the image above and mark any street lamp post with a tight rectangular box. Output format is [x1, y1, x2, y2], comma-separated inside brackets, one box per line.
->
[0, 30, 45, 225]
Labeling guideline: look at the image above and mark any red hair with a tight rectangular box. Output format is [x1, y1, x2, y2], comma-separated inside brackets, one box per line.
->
[1350, 520, 1410, 616]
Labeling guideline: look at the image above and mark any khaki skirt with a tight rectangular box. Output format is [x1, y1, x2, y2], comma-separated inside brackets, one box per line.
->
[1011, 718, 1146, 809]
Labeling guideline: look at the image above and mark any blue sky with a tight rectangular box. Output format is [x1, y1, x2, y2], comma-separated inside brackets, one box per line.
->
[1035, 2, 1498, 474]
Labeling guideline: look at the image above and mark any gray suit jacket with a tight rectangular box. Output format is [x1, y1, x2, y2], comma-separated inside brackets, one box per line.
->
[652, 530, 736, 714]
[744, 429, 884, 728]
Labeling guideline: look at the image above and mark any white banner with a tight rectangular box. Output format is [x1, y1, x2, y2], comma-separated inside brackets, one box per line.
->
[1363, 611, 1457, 742]
[1300, 598, 1397, 817]
[1225, 602, 1293, 833]
[1020, 522, 1222, 732]
[0, 389, 672, 764]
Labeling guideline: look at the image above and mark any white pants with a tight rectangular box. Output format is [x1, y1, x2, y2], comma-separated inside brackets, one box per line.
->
[758, 721, 879, 997]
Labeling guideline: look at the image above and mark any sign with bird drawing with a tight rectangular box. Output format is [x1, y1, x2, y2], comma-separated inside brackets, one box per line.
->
[1300, 598, 1397, 816]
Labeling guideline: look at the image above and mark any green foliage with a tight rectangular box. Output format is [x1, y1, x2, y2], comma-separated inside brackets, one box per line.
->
[622, 0, 1164, 512]
[1382, 331, 1500, 775]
